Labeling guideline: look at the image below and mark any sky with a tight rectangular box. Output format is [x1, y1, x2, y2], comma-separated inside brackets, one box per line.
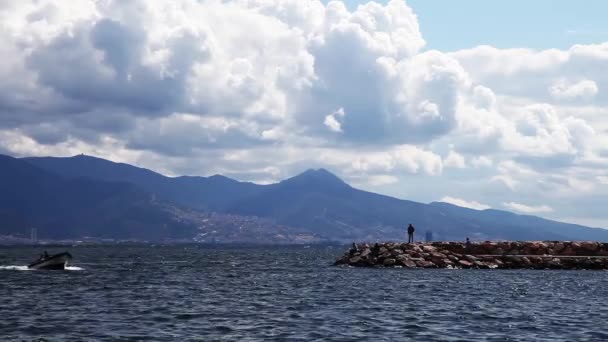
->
[1, 0, 608, 228]
[338, 0, 608, 50]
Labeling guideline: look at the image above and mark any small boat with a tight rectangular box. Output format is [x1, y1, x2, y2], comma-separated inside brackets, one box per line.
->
[28, 252, 72, 270]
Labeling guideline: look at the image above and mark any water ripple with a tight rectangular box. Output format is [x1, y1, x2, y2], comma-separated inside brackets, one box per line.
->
[1, 245, 607, 341]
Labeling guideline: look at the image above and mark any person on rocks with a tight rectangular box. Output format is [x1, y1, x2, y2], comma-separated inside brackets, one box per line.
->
[407, 224, 415, 243]
[349, 242, 358, 256]
[372, 243, 380, 254]
[466, 237, 472, 252]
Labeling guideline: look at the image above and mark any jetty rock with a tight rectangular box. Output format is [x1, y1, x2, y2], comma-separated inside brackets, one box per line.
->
[335, 241, 608, 270]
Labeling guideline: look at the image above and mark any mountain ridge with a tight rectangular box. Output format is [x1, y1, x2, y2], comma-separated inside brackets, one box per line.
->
[4, 153, 608, 242]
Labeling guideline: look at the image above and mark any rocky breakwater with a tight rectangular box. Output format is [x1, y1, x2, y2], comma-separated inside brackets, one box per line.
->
[335, 241, 608, 270]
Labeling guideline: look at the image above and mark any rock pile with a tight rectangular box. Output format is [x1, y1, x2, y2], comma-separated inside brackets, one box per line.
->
[335, 241, 608, 270]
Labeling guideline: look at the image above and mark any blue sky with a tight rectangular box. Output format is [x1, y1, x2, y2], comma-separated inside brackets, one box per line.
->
[333, 0, 608, 51]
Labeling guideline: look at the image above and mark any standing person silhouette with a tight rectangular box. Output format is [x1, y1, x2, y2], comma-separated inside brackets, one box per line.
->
[407, 224, 415, 243]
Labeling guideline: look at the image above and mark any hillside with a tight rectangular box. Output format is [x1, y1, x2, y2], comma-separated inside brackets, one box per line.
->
[24, 155, 264, 211]
[18, 154, 608, 242]
[228, 169, 608, 241]
[0, 155, 199, 240]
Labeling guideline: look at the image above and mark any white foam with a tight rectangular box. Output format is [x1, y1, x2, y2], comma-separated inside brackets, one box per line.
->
[0, 265, 84, 271]
[65, 266, 84, 271]
[0, 265, 30, 271]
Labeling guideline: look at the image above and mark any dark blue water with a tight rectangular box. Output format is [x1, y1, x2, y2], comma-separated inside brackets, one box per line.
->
[1, 245, 608, 341]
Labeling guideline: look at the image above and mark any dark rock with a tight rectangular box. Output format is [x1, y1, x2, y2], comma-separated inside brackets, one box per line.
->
[474, 261, 488, 269]
[447, 254, 459, 262]
[458, 260, 473, 268]
[464, 255, 478, 262]
[402, 259, 417, 268]
[416, 260, 435, 268]
[379, 252, 391, 260]
[422, 245, 437, 253]
[383, 258, 396, 267]
[430, 252, 447, 259]
[349, 256, 361, 265]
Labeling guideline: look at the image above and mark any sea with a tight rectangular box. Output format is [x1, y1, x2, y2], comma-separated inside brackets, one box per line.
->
[1, 245, 608, 341]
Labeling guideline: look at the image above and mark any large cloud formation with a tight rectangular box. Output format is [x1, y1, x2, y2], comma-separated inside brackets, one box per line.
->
[1, 0, 608, 226]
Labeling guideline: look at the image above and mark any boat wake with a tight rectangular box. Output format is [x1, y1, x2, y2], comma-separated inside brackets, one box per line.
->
[0, 265, 30, 271]
[0, 265, 84, 271]
[65, 266, 84, 271]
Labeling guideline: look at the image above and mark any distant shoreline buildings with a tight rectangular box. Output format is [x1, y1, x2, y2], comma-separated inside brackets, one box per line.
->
[30, 227, 38, 244]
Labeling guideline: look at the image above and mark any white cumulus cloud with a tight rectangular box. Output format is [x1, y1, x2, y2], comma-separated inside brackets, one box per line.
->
[324, 108, 345, 133]
[503, 202, 554, 214]
[549, 79, 598, 101]
[444, 150, 466, 169]
[440, 196, 491, 210]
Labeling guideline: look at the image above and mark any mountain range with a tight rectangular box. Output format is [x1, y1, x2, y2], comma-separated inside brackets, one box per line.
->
[1, 153, 607, 243]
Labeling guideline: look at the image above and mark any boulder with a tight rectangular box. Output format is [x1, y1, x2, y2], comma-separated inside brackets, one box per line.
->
[401, 259, 417, 268]
[422, 245, 437, 253]
[410, 245, 423, 253]
[415, 260, 435, 268]
[505, 255, 522, 265]
[474, 261, 488, 269]
[430, 252, 447, 259]
[464, 255, 478, 262]
[383, 258, 396, 267]
[458, 260, 473, 268]
[349, 256, 361, 265]
[447, 254, 460, 262]
[391, 249, 403, 257]
[561, 248, 575, 256]
[441, 259, 454, 267]
[581, 242, 599, 253]
[553, 243, 565, 253]
[548, 258, 562, 268]
[408, 251, 422, 258]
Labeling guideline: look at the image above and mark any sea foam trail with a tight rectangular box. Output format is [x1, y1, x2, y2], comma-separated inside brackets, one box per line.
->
[0, 265, 30, 271]
[65, 266, 84, 271]
[0, 265, 84, 271]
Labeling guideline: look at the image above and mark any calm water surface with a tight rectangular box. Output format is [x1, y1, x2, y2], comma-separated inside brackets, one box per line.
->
[1, 245, 608, 341]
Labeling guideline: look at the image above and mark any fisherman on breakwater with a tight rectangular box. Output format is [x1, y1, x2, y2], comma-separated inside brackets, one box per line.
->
[407, 224, 415, 243]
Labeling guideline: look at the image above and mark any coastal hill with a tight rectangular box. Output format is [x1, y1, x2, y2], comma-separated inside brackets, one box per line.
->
[1, 153, 606, 242]
[0, 154, 201, 240]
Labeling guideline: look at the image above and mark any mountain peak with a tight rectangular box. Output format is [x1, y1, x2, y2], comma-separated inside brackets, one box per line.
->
[281, 168, 349, 189]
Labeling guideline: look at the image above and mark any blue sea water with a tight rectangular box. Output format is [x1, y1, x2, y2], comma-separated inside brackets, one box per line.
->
[1, 245, 608, 341]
